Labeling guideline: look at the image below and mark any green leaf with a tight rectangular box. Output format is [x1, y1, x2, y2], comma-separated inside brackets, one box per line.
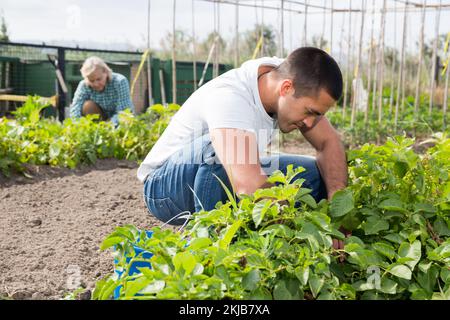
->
[384, 233, 405, 245]
[372, 242, 396, 260]
[434, 218, 450, 237]
[252, 200, 271, 228]
[173, 251, 197, 274]
[139, 280, 165, 294]
[249, 287, 272, 300]
[340, 212, 362, 231]
[417, 267, 439, 294]
[273, 280, 292, 300]
[378, 198, 407, 213]
[414, 203, 437, 214]
[188, 237, 212, 250]
[267, 170, 287, 185]
[100, 236, 124, 250]
[213, 173, 237, 210]
[308, 274, 324, 298]
[242, 269, 260, 291]
[398, 240, 421, 270]
[298, 194, 317, 208]
[295, 187, 312, 200]
[125, 276, 151, 297]
[379, 277, 398, 295]
[352, 280, 376, 291]
[440, 267, 450, 283]
[330, 189, 354, 217]
[363, 216, 389, 235]
[219, 219, 243, 250]
[388, 264, 412, 280]
[295, 266, 310, 286]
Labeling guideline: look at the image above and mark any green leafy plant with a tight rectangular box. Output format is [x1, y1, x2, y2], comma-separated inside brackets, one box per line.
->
[94, 134, 449, 300]
[0, 97, 179, 176]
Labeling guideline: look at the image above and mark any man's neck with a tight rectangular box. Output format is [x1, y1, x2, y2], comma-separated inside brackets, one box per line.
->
[257, 66, 278, 117]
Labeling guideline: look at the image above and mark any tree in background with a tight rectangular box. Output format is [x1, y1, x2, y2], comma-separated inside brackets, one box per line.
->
[158, 29, 193, 61]
[156, 24, 278, 66]
[0, 14, 9, 42]
[235, 24, 277, 63]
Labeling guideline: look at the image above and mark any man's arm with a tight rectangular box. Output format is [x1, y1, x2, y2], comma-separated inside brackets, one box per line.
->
[210, 128, 273, 195]
[300, 116, 348, 199]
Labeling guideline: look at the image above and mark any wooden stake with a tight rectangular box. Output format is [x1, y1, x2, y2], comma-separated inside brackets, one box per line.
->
[172, 0, 177, 104]
[365, 0, 375, 123]
[443, 55, 449, 130]
[342, 0, 352, 119]
[429, 0, 442, 115]
[235, 0, 239, 67]
[303, 0, 308, 47]
[192, 0, 198, 91]
[330, 0, 334, 53]
[377, 0, 387, 124]
[389, 3, 397, 114]
[414, 0, 426, 118]
[351, 0, 366, 128]
[395, 1, 408, 131]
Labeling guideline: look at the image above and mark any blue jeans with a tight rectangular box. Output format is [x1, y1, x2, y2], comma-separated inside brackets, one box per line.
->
[143, 134, 327, 225]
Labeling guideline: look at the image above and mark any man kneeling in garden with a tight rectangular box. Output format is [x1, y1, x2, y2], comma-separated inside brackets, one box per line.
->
[137, 47, 348, 230]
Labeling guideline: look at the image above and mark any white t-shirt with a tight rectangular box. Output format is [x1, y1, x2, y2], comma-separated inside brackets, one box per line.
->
[137, 56, 284, 182]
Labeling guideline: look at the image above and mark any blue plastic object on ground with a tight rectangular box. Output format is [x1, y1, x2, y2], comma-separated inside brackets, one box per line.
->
[113, 230, 153, 299]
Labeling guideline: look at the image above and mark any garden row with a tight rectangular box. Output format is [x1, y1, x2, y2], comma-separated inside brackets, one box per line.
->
[94, 134, 450, 300]
[0, 96, 178, 177]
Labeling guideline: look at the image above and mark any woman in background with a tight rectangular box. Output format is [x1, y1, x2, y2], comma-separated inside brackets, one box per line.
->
[69, 56, 134, 126]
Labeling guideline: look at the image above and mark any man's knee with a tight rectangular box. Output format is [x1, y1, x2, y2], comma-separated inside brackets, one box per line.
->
[82, 100, 106, 120]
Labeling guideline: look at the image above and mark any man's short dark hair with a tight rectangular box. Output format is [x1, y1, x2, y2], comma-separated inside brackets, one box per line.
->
[274, 47, 343, 101]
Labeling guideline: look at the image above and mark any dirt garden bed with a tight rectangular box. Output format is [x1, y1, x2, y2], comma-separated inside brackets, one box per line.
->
[0, 142, 315, 300]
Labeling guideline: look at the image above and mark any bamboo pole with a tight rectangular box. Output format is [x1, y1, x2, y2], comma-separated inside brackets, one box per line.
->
[413, 0, 426, 118]
[261, 0, 264, 56]
[400, 8, 409, 114]
[289, 2, 293, 53]
[395, 1, 408, 131]
[235, 0, 239, 67]
[351, 0, 366, 128]
[172, 0, 177, 104]
[280, 0, 285, 57]
[192, 0, 198, 91]
[365, 0, 375, 123]
[197, 0, 450, 14]
[214, 1, 221, 78]
[429, 0, 442, 115]
[443, 58, 449, 130]
[159, 70, 167, 105]
[330, 0, 334, 53]
[303, 1, 308, 47]
[342, 0, 352, 119]
[213, 1, 217, 78]
[377, 0, 387, 124]
[146, 0, 153, 107]
[389, 3, 397, 114]
[198, 36, 219, 87]
[320, 0, 326, 50]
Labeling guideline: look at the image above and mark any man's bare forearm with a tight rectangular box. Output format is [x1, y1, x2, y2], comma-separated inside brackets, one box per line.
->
[315, 137, 348, 200]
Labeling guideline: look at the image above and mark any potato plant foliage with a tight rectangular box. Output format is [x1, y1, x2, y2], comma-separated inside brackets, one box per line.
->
[95, 134, 450, 300]
[0, 96, 179, 176]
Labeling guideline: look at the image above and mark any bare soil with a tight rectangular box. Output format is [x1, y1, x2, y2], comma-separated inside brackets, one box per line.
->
[0, 142, 315, 300]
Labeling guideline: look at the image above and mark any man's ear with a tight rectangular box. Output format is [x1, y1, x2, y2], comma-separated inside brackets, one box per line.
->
[279, 79, 293, 97]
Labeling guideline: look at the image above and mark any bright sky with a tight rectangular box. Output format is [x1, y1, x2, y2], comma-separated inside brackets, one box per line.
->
[1, 0, 449, 55]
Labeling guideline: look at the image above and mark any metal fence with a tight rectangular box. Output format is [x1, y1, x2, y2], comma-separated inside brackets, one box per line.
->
[0, 42, 232, 120]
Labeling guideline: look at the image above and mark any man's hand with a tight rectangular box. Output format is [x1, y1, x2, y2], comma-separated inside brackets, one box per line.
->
[333, 226, 352, 262]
